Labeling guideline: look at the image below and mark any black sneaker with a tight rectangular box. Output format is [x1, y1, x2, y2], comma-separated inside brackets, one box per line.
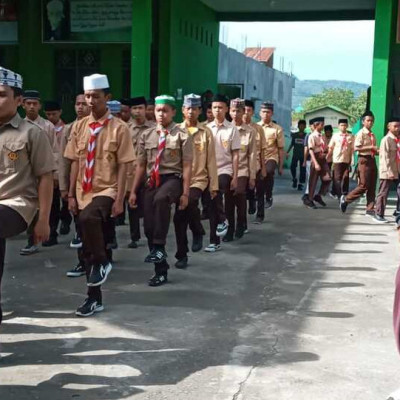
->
[235, 228, 245, 239]
[128, 241, 138, 249]
[70, 234, 82, 249]
[42, 237, 58, 247]
[222, 234, 234, 242]
[340, 195, 348, 213]
[144, 248, 167, 264]
[66, 263, 86, 277]
[253, 216, 264, 224]
[393, 210, 400, 217]
[365, 210, 375, 218]
[87, 263, 112, 287]
[59, 222, 71, 236]
[314, 195, 327, 207]
[265, 198, 273, 209]
[304, 198, 317, 209]
[372, 214, 388, 223]
[148, 273, 168, 287]
[297, 184, 304, 191]
[75, 298, 104, 317]
[106, 238, 118, 250]
[292, 178, 298, 189]
[248, 201, 256, 215]
[191, 235, 203, 252]
[216, 220, 229, 237]
[175, 257, 188, 269]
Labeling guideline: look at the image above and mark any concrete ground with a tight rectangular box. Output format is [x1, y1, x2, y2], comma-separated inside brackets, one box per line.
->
[1, 175, 400, 400]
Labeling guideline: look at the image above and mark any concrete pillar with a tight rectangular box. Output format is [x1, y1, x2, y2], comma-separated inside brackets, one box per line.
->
[370, 0, 397, 141]
[130, 0, 152, 97]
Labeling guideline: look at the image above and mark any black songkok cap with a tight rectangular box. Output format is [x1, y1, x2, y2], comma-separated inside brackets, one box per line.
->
[44, 100, 61, 111]
[119, 98, 132, 106]
[146, 98, 155, 106]
[362, 110, 375, 119]
[23, 90, 40, 100]
[313, 117, 325, 124]
[324, 124, 333, 131]
[298, 119, 306, 125]
[388, 116, 400, 123]
[212, 94, 229, 106]
[245, 99, 255, 108]
[130, 96, 147, 106]
[261, 102, 274, 111]
[338, 118, 348, 124]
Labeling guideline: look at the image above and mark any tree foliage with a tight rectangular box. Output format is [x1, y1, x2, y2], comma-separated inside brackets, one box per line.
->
[293, 88, 368, 124]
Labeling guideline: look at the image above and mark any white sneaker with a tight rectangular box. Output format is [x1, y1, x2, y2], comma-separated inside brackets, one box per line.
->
[204, 244, 221, 253]
[20, 244, 39, 256]
[216, 220, 229, 237]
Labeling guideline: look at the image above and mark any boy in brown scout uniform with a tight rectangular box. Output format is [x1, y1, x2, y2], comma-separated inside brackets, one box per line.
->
[326, 118, 354, 200]
[65, 74, 135, 317]
[126, 97, 155, 249]
[59, 94, 91, 278]
[373, 118, 400, 223]
[340, 111, 378, 216]
[205, 94, 241, 252]
[228, 98, 257, 240]
[129, 95, 192, 286]
[173, 94, 218, 268]
[0, 67, 55, 324]
[243, 100, 267, 216]
[305, 117, 331, 209]
[20, 90, 60, 254]
[256, 102, 284, 223]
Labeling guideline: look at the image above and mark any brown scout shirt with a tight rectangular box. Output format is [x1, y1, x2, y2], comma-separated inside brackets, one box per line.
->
[379, 132, 400, 179]
[126, 119, 154, 192]
[354, 127, 377, 156]
[308, 131, 327, 155]
[329, 132, 354, 164]
[237, 124, 257, 180]
[207, 119, 241, 176]
[136, 122, 193, 177]
[250, 122, 267, 170]
[0, 113, 55, 224]
[179, 121, 218, 193]
[258, 121, 285, 163]
[64, 111, 135, 210]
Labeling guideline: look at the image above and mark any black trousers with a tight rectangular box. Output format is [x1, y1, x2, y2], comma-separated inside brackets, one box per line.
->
[256, 160, 277, 217]
[128, 184, 144, 242]
[226, 176, 248, 236]
[79, 196, 114, 302]
[49, 187, 61, 239]
[174, 187, 205, 259]
[209, 174, 232, 245]
[0, 205, 28, 324]
[290, 156, 306, 184]
[60, 199, 72, 228]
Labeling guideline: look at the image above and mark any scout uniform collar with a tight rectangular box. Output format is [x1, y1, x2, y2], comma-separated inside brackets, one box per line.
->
[0, 113, 21, 129]
[132, 118, 152, 128]
[157, 121, 176, 132]
[211, 119, 229, 128]
[88, 109, 112, 124]
[180, 121, 203, 135]
[262, 120, 273, 127]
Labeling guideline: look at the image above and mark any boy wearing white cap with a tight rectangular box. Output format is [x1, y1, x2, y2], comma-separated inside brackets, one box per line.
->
[173, 93, 218, 268]
[0, 67, 55, 324]
[65, 73, 135, 317]
[129, 95, 193, 286]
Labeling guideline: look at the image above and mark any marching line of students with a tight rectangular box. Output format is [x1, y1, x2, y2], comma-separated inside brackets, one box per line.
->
[2, 65, 400, 320]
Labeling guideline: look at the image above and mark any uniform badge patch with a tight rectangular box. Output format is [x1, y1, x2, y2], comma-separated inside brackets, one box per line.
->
[169, 149, 178, 158]
[222, 140, 229, 149]
[8, 151, 19, 161]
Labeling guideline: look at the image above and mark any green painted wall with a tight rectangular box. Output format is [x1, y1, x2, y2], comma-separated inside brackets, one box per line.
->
[370, 0, 397, 142]
[2, 0, 129, 121]
[157, 0, 219, 104]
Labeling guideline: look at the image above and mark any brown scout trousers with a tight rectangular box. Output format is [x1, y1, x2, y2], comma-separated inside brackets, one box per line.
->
[332, 162, 350, 197]
[174, 187, 206, 260]
[345, 155, 377, 211]
[0, 205, 28, 324]
[226, 176, 249, 236]
[308, 153, 331, 200]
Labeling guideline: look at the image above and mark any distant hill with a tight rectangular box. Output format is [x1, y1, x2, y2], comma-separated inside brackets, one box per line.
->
[292, 79, 369, 110]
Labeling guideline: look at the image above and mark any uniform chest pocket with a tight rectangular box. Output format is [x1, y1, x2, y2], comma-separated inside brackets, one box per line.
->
[165, 137, 181, 159]
[102, 141, 118, 162]
[194, 139, 205, 152]
[240, 137, 249, 152]
[1, 141, 28, 173]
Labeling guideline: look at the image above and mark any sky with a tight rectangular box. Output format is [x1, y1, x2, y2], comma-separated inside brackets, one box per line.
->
[220, 21, 375, 84]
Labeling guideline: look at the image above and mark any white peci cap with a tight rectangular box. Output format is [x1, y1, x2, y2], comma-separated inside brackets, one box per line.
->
[0, 66, 23, 89]
[83, 74, 109, 91]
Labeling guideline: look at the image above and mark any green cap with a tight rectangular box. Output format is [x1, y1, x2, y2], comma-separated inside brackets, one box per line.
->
[155, 94, 176, 107]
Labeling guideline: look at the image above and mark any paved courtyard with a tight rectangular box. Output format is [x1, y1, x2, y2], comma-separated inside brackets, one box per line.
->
[0, 176, 399, 400]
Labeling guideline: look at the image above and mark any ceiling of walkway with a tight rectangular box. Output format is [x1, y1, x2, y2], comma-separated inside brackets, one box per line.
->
[201, 0, 376, 21]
